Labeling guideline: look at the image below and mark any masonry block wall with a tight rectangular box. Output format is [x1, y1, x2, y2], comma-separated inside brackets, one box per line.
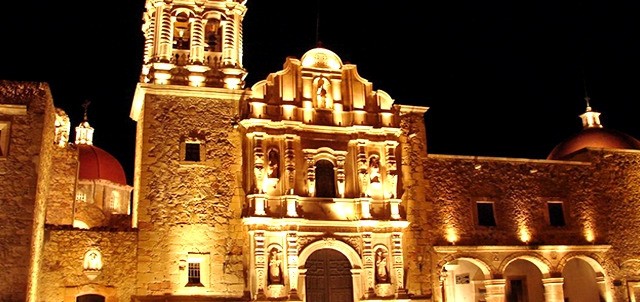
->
[586, 150, 640, 300]
[38, 229, 138, 301]
[0, 81, 54, 301]
[134, 91, 246, 297]
[398, 109, 431, 298]
[45, 146, 79, 225]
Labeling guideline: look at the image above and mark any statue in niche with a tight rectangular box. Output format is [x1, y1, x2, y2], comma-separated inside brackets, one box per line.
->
[268, 248, 283, 285]
[267, 149, 280, 179]
[369, 156, 381, 184]
[316, 78, 328, 108]
[375, 248, 390, 284]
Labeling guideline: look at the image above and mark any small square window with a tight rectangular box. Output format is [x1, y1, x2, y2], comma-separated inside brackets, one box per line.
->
[76, 192, 87, 202]
[185, 142, 201, 162]
[0, 121, 10, 158]
[187, 262, 203, 286]
[547, 201, 566, 227]
[476, 201, 496, 227]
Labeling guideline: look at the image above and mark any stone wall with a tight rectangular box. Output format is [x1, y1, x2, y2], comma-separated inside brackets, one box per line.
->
[398, 108, 431, 298]
[135, 91, 246, 297]
[421, 155, 594, 246]
[45, 145, 78, 225]
[38, 228, 138, 302]
[587, 149, 640, 301]
[0, 81, 54, 301]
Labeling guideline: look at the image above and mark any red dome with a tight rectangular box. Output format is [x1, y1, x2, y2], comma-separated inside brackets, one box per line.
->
[77, 144, 128, 185]
[547, 127, 640, 160]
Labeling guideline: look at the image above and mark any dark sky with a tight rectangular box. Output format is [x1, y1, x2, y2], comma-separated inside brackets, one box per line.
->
[1, 1, 639, 184]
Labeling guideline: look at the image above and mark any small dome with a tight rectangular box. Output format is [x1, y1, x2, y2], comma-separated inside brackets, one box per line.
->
[78, 144, 128, 185]
[547, 127, 640, 160]
[300, 47, 343, 70]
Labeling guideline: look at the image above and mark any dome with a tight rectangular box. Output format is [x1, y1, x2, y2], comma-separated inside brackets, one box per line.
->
[547, 105, 640, 160]
[300, 47, 343, 70]
[547, 127, 640, 160]
[77, 144, 128, 185]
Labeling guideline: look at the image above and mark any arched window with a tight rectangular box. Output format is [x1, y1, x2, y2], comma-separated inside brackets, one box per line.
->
[204, 19, 221, 52]
[173, 13, 191, 50]
[315, 159, 335, 198]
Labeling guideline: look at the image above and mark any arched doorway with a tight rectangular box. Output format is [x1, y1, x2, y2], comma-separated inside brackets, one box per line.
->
[305, 248, 353, 302]
[441, 259, 490, 301]
[563, 258, 603, 302]
[76, 294, 105, 302]
[504, 259, 544, 302]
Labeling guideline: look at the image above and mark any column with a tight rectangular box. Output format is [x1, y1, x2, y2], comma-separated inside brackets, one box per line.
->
[285, 136, 295, 195]
[286, 232, 300, 300]
[157, 5, 172, 62]
[186, 17, 208, 87]
[362, 232, 375, 295]
[443, 262, 459, 302]
[306, 154, 316, 197]
[357, 140, 369, 197]
[189, 18, 205, 64]
[254, 231, 267, 299]
[391, 233, 405, 293]
[542, 277, 564, 302]
[595, 276, 607, 302]
[142, 10, 155, 64]
[336, 155, 346, 198]
[384, 141, 398, 199]
[253, 133, 265, 194]
[483, 279, 506, 302]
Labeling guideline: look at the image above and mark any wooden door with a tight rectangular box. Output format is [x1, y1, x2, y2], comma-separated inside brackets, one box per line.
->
[305, 249, 353, 302]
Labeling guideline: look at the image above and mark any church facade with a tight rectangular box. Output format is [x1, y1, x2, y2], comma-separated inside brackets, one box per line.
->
[2, 0, 640, 301]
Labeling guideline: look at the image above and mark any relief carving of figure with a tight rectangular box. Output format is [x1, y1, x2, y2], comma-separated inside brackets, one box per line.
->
[83, 250, 103, 271]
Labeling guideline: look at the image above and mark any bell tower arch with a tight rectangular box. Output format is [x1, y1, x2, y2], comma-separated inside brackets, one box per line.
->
[140, 0, 247, 89]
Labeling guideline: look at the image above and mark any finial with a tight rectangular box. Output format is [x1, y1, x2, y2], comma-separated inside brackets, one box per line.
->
[82, 100, 91, 121]
[582, 77, 591, 111]
[315, 0, 321, 47]
[584, 96, 591, 111]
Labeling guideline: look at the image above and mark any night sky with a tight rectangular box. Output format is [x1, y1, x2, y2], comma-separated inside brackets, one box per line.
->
[1, 0, 639, 184]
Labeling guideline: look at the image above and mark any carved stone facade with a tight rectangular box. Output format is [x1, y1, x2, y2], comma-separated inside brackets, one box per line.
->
[4, 1, 640, 302]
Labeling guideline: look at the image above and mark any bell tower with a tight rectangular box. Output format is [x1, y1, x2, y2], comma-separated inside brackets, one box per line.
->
[140, 0, 247, 89]
[129, 0, 250, 299]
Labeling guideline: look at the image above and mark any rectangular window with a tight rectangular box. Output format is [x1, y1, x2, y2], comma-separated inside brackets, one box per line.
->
[476, 201, 496, 226]
[547, 201, 566, 226]
[185, 142, 201, 162]
[110, 191, 120, 213]
[187, 262, 203, 286]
